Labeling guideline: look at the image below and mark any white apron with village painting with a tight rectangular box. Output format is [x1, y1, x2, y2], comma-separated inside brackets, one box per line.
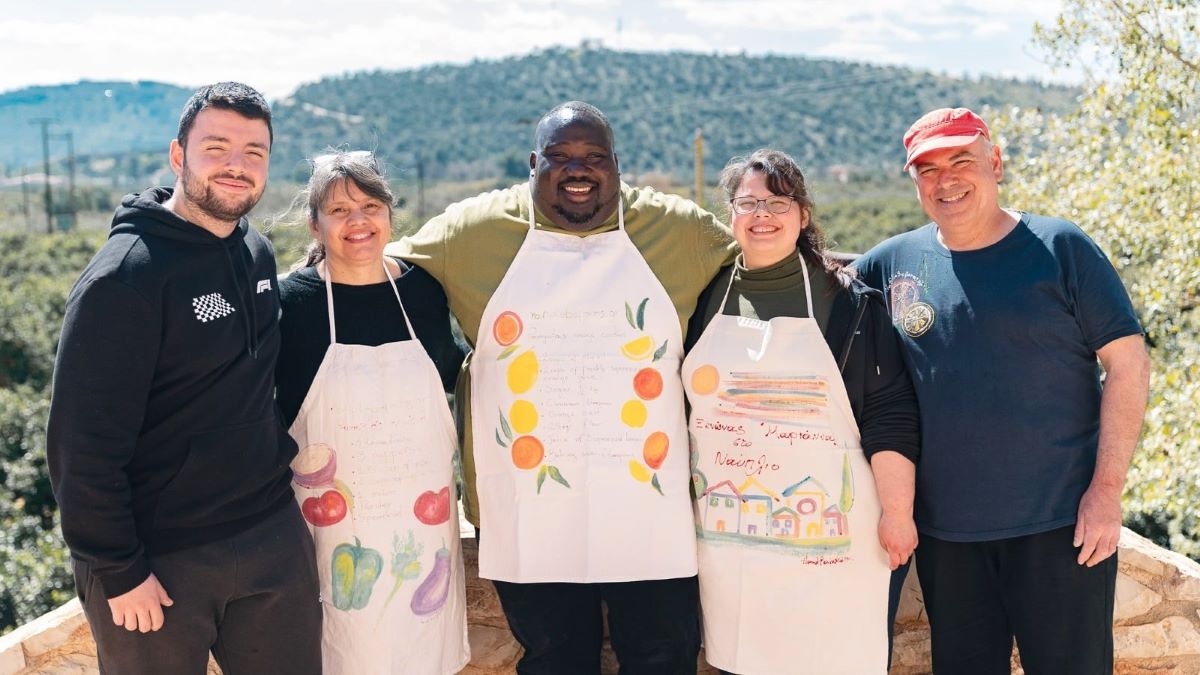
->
[683, 255, 889, 674]
[469, 189, 697, 583]
[288, 261, 469, 674]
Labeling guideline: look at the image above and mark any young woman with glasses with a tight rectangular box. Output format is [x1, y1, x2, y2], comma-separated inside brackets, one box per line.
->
[682, 148, 920, 674]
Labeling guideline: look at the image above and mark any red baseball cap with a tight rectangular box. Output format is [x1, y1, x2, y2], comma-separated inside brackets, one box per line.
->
[903, 107, 991, 171]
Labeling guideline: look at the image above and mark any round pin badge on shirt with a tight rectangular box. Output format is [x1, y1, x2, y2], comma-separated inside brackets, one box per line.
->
[902, 302, 935, 338]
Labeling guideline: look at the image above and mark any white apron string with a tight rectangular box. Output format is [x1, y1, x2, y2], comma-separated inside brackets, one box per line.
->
[718, 251, 815, 318]
[321, 258, 419, 344]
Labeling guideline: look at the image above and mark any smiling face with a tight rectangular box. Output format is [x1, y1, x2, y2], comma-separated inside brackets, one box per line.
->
[731, 170, 809, 269]
[169, 107, 270, 230]
[309, 178, 392, 277]
[530, 113, 620, 232]
[909, 136, 1004, 235]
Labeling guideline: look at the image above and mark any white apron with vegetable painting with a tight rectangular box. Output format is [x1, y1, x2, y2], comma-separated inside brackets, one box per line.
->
[288, 262, 469, 674]
[470, 190, 696, 583]
[683, 254, 889, 674]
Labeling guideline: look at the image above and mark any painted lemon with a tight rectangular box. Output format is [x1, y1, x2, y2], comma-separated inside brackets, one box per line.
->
[690, 364, 720, 396]
[509, 400, 538, 434]
[628, 459, 652, 483]
[620, 335, 654, 361]
[642, 431, 669, 470]
[506, 351, 539, 394]
[620, 399, 648, 428]
[511, 436, 544, 470]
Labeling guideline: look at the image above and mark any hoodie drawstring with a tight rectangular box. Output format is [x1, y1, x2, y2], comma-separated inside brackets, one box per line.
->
[223, 244, 259, 359]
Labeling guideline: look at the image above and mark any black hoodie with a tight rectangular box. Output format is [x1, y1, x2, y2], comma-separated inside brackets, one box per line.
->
[47, 188, 298, 598]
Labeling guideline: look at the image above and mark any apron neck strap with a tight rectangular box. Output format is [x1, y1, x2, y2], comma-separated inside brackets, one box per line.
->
[719, 251, 815, 318]
[383, 260, 419, 340]
[321, 260, 338, 344]
[798, 253, 814, 317]
[321, 259, 419, 346]
[526, 182, 624, 232]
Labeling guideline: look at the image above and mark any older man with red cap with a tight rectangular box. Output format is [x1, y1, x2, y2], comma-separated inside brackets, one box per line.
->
[854, 108, 1150, 674]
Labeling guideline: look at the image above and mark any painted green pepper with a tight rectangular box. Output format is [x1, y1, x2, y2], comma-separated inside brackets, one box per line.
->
[330, 537, 383, 611]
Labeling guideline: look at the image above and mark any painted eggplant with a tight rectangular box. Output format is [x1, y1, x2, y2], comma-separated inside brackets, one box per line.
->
[409, 543, 452, 616]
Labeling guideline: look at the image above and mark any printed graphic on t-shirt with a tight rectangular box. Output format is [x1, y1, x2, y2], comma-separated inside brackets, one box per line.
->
[192, 292, 236, 323]
[887, 272, 935, 338]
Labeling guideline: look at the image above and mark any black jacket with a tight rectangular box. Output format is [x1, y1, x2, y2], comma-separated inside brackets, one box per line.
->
[685, 265, 920, 462]
[46, 188, 297, 598]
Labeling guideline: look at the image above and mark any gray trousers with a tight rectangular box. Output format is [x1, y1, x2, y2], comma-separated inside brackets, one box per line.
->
[74, 503, 322, 675]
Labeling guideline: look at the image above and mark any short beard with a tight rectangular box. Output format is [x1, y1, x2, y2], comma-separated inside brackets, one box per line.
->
[554, 204, 602, 225]
[180, 156, 260, 224]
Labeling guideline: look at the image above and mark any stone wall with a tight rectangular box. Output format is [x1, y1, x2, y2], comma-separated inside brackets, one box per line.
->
[3, 528, 1199, 675]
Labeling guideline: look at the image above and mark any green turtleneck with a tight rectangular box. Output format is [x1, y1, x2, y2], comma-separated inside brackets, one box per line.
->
[701, 249, 836, 333]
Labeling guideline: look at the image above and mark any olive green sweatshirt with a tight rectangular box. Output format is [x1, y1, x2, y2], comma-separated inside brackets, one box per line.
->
[695, 251, 836, 333]
[384, 182, 737, 525]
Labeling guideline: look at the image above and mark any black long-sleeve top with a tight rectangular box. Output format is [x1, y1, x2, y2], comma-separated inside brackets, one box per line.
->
[275, 263, 466, 428]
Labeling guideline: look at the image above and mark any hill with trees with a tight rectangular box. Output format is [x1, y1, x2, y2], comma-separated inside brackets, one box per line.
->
[0, 81, 192, 171]
[1, 48, 1076, 187]
[269, 46, 1077, 184]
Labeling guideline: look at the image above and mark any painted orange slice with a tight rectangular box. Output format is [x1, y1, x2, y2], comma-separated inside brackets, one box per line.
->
[511, 435, 544, 470]
[643, 431, 669, 470]
[633, 368, 663, 400]
[493, 311, 523, 346]
[690, 365, 720, 396]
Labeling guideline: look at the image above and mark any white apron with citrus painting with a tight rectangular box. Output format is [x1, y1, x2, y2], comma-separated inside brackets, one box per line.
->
[469, 190, 696, 583]
[683, 255, 889, 674]
[288, 262, 469, 674]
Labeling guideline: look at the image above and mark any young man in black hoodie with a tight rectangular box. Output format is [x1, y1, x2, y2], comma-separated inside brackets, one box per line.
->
[47, 82, 321, 674]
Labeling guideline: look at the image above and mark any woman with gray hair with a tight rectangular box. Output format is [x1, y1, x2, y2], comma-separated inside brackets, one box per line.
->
[275, 150, 469, 673]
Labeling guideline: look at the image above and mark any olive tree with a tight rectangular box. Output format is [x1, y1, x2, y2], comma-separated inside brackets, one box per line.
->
[991, 0, 1200, 556]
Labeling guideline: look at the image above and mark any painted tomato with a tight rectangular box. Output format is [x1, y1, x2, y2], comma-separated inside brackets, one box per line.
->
[302, 489, 348, 527]
[413, 486, 451, 525]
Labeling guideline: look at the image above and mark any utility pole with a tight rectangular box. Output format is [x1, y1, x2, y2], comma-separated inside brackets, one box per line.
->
[21, 173, 32, 231]
[53, 131, 77, 230]
[30, 118, 55, 233]
[693, 128, 704, 210]
[416, 152, 426, 225]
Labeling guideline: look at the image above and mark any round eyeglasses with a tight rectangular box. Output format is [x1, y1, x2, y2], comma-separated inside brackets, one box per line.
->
[729, 195, 795, 215]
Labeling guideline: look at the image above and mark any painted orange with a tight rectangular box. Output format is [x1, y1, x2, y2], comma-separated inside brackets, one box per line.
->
[511, 435, 545, 470]
[642, 431, 669, 470]
[493, 311, 523, 346]
[690, 364, 720, 396]
[632, 368, 663, 400]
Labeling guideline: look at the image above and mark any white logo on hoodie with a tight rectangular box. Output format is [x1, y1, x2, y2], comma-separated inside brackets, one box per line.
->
[256, 279, 271, 294]
[193, 292, 236, 323]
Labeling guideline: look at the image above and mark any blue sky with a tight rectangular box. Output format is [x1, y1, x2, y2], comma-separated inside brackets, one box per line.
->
[1, 0, 1074, 98]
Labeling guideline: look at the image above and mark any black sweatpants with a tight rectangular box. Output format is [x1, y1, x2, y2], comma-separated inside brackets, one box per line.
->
[492, 575, 701, 675]
[75, 503, 322, 675]
[915, 525, 1117, 675]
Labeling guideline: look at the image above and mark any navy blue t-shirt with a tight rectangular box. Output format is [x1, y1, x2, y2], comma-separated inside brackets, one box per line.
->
[854, 213, 1141, 541]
